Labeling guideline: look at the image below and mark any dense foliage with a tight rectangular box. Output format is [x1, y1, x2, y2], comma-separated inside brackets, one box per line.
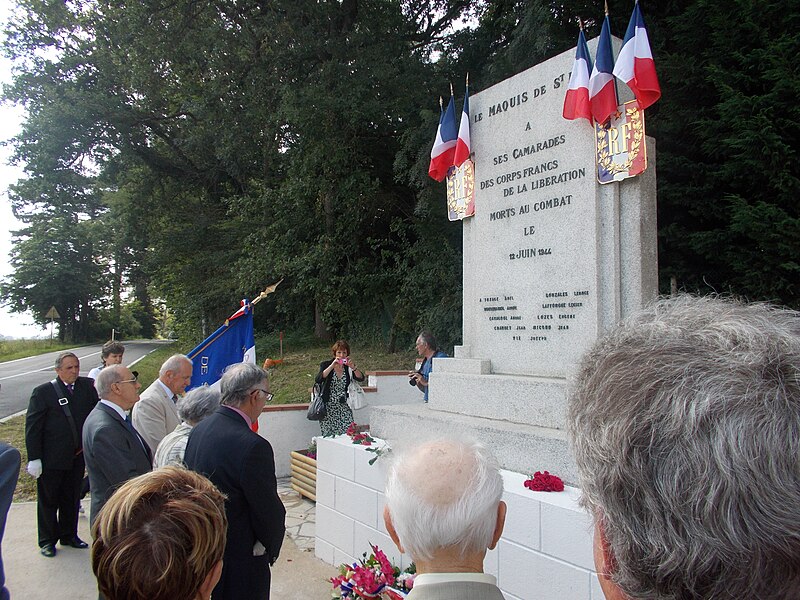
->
[1, 0, 798, 347]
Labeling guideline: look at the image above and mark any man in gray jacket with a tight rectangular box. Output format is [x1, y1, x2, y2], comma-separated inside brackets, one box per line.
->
[82, 365, 152, 524]
[132, 354, 192, 454]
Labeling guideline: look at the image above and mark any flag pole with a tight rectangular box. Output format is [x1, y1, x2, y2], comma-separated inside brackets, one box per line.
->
[188, 279, 282, 358]
[251, 279, 284, 306]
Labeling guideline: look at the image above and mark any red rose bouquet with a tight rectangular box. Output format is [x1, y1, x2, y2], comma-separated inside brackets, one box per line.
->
[524, 470, 565, 492]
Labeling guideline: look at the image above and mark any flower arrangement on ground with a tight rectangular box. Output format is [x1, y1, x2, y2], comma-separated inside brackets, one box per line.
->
[330, 544, 416, 599]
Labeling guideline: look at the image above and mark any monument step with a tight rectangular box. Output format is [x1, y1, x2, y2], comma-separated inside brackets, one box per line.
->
[369, 403, 578, 485]
[430, 370, 568, 430]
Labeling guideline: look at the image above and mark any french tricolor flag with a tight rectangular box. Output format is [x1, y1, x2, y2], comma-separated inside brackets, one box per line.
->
[428, 93, 458, 182]
[562, 28, 593, 123]
[453, 81, 471, 167]
[588, 15, 618, 125]
[613, 2, 661, 109]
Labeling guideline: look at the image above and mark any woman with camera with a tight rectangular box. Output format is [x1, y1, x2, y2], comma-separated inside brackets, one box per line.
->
[315, 340, 366, 436]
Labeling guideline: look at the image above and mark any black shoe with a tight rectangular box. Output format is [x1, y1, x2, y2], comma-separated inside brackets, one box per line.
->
[40, 544, 56, 557]
[59, 536, 88, 549]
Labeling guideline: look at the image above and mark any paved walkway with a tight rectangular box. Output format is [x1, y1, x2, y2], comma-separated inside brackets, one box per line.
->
[4, 479, 333, 599]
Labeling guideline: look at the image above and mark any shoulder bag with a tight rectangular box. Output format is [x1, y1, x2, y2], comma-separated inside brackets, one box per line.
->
[307, 381, 327, 421]
[347, 368, 367, 411]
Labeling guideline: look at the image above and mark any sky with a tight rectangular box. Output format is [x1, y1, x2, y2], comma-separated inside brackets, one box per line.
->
[0, 0, 49, 338]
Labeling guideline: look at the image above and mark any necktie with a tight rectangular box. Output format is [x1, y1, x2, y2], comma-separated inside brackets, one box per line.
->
[172, 394, 178, 403]
[67, 383, 74, 394]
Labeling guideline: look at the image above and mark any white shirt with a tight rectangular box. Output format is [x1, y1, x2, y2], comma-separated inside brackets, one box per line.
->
[99, 399, 127, 420]
[411, 573, 498, 588]
[156, 379, 176, 401]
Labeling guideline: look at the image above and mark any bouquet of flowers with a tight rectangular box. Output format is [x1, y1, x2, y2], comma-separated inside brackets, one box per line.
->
[331, 544, 416, 599]
[523, 470, 564, 492]
[346, 422, 375, 446]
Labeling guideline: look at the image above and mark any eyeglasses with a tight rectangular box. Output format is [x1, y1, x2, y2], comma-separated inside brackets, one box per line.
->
[116, 374, 138, 385]
[253, 388, 274, 403]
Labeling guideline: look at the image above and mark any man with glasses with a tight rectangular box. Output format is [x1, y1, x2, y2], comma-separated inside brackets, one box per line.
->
[184, 362, 285, 600]
[25, 351, 99, 557]
[82, 365, 152, 524]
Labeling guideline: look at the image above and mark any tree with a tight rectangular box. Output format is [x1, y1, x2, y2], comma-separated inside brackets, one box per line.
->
[1, 211, 103, 341]
[6, 0, 795, 349]
[651, 0, 800, 307]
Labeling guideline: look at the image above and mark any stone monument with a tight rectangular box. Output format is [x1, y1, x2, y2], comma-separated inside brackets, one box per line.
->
[371, 39, 657, 482]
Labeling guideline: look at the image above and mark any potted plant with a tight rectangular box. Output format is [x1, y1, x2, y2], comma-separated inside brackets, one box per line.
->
[290, 439, 317, 500]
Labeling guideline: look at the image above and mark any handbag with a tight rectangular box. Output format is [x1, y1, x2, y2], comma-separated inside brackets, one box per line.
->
[347, 371, 367, 411]
[307, 382, 327, 421]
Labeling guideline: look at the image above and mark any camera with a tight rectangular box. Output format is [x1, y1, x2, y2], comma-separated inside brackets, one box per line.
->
[337, 357, 349, 365]
[409, 375, 418, 386]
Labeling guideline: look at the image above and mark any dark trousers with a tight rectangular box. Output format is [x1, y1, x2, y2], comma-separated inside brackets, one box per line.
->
[36, 458, 84, 546]
[213, 554, 270, 600]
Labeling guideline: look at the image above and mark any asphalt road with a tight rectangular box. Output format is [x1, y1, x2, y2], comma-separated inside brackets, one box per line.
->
[0, 340, 173, 419]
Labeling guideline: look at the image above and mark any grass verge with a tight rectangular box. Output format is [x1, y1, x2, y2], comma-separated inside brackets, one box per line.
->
[0, 339, 82, 363]
[0, 416, 35, 502]
[258, 334, 417, 405]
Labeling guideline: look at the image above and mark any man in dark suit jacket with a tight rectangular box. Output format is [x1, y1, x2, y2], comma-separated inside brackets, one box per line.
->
[0, 442, 20, 600]
[82, 364, 152, 525]
[24, 352, 99, 557]
[184, 362, 285, 600]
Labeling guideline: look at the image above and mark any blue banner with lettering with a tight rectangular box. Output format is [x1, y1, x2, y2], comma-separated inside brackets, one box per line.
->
[186, 300, 255, 390]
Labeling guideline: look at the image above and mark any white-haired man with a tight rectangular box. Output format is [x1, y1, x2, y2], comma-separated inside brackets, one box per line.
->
[132, 354, 192, 454]
[384, 438, 506, 600]
[568, 295, 800, 600]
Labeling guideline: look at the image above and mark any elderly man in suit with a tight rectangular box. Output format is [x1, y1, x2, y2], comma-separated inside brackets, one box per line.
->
[568, 295, 800, 600]
[384, 438, 506, 600]
[82, 364, 152, 524]
[184, 362, 285, 600]
[132, 354, 192, 455]
[24, 351, 99, 557]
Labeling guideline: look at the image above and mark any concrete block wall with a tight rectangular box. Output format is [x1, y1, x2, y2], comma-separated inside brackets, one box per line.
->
[257, 404, 320, 478]
[257, 371, 423, 478]
[353, 371, 424, 425]
[315, 436, 604, 600]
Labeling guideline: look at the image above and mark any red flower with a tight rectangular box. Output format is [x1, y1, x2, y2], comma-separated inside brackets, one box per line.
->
[523, 471, 564, 492]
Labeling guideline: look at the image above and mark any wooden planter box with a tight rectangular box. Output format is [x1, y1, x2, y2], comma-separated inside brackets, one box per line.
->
[290, 449, 317, 501]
